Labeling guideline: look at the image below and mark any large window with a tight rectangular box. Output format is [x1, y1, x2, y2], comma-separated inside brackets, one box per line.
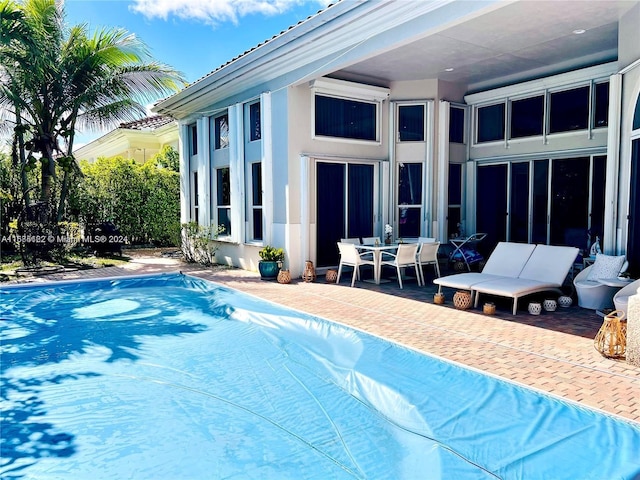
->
[315, 95, 377, 141]
[448, 163, 462, 237]
[189, 124, 198, 155]
[549, 86, 589, 133]
[214, 114, 229, 149]
[510, 95, 544, 138]
[398, 104, 424, 141]
[477, 103, 505, 143]
[594, 82, 609, 128]
[216, 167, 231, 236]
[397, 162, 422, 238]
[449, 107, 465, 144]
[472, 78, 610, 145]
[249, 102, 261, 141]
[250, 162, 263, 241]
[191, 171, 198, 223]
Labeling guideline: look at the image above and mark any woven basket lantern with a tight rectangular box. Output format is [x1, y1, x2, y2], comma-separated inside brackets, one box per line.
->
[277, 269, 291, 284]
[325, 269, 338, 283]
[594, 310, 627, 359]
[301, 260, 316, 283]
[453, 291, 472, 310]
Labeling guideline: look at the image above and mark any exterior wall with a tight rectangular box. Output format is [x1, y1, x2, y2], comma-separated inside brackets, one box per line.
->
[169, 3, 640, 278]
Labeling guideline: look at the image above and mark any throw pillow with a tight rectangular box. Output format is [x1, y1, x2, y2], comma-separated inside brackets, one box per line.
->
[587, 253, 626, 280]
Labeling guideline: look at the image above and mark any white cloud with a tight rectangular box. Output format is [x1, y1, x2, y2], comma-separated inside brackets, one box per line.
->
[130, 0, 331, 26]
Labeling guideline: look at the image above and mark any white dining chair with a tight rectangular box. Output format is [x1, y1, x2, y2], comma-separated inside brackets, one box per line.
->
[379, 243, 420, 288]
[416, 241, 441, 285]
[336, 242, 376, 287]
[340, 237, 361, 245]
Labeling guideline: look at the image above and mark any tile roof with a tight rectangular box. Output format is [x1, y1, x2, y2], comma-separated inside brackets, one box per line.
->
[119, 115, 173, 130]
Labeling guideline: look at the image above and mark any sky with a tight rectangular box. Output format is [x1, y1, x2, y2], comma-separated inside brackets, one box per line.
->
[63, 0, 332, 146]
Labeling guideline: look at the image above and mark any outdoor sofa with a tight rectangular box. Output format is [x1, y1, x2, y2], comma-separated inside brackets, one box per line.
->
[434, 242, 578, 315]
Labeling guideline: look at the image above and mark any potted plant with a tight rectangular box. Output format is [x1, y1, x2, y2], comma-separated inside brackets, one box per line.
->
[258, 245, 285, 280]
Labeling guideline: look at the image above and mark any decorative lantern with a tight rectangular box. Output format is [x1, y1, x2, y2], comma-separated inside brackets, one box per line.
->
[483, 302, 496, 315]
[594, 310, 627, 358]
[325, 269, 338, 283]
[528, 302, 542, 315]
[302, 260, 316, 283]
[277, 269, 291, 284]
[543, 299, 557, 312]
[453, 291, 472, 310]
[434, 292, 445, 305]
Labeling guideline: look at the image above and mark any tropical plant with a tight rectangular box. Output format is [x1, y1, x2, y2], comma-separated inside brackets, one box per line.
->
[258, 245, 285, 263]
[0, 0, 186, 226]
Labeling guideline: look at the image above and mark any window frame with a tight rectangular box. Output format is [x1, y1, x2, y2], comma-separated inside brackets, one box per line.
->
[397, 103, 425, 142]
[396, 161, 424, 239]
[249, 101, 261, 142]
[248, 162, 263, 242]
[214, 166, 232, 238]
[475, 101, 506, 144]
[213, 113, 229, 150]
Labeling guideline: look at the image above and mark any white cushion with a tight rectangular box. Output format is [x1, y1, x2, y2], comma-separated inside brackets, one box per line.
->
[482, 242, 536, 277]
[587, 254, 626, 280]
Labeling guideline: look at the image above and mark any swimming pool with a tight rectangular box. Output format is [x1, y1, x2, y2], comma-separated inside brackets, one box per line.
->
[1, 272, 639, 479]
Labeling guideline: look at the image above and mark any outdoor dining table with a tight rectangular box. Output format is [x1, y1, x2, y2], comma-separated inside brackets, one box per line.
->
[356, 242, 416, 285]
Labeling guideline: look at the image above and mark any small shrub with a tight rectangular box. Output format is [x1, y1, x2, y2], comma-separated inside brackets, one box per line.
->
[181, 222, 225, 266]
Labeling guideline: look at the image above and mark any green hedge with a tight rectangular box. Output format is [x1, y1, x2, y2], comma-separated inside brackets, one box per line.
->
[70, 155, 180, 246]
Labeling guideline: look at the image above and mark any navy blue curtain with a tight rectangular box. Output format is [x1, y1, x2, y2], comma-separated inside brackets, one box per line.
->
[316, 163, 345, 267]
[476, 164, 507, 253]
[348, 164, 374, 239]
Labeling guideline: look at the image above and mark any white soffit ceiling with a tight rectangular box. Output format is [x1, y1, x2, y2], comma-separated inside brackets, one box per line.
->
[335, 0, 630, 92]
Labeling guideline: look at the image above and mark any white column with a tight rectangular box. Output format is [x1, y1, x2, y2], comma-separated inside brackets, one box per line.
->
[300, 155, 310, 273]
[604, 73, 621, 254]
[437, 100, 450, 242]
[178, 123, 190, 224]
[261, 92, 274, 245]
[198, 116, 211, 227]
[229, 103, 245, 244]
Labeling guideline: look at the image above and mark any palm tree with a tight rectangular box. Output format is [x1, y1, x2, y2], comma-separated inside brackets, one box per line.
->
[0, 0, 186, 222]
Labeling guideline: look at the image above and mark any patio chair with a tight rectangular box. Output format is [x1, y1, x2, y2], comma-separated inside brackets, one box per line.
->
[340, 237, 361, 244]
[613, 279, 640, 316]
[379, 243, 420, 289]
[416, 241, 440, 285]
[574, 253, 628, 310]
[336, 242, 376, 287]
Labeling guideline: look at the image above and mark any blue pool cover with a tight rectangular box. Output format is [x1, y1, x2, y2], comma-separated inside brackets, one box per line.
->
[1, 272, 639, 479]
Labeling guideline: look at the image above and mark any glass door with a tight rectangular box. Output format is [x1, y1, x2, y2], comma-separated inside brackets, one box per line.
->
[316, 162, 376, 267]
[476, 164, 508, 252]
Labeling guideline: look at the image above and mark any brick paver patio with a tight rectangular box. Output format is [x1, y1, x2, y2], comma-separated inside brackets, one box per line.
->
[5, 250, 639, 424]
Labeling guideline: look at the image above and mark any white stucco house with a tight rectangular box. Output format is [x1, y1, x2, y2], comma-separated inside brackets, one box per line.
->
[153, 0, 640, 278]
[74, 115, 178, 163]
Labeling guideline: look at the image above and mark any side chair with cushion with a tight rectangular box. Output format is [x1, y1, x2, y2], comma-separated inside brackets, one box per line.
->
[340, 238, 361, 244]
[336, 242, 376, 287]
[574, 253, 628, 310]
[379, 243, 421, 289]
[416, 241, 440, 285]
